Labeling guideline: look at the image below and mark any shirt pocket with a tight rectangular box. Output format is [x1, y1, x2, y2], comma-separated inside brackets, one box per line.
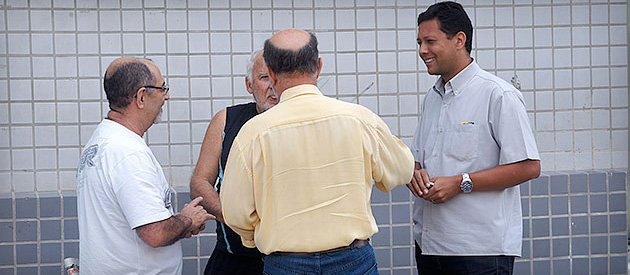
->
[445, 123, 479, 161]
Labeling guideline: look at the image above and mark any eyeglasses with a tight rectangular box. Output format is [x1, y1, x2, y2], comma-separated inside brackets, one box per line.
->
[143, 84, 169, 95]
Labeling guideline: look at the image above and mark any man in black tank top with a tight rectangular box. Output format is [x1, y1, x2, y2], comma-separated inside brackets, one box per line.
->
[190, 50, 278, 274]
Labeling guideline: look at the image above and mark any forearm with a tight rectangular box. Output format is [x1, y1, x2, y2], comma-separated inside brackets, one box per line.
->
[136, 214, 192, 248]
[190, 177, 224, 223]
[468, 159, 541, 191]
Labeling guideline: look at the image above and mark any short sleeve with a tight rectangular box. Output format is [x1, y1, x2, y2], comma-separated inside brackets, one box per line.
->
[370, 114, 415, 193]
[490, 90, 540, 165]
[111, 152, 173, 229]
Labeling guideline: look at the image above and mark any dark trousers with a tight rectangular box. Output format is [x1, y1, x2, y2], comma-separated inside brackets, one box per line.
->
[204, 248, 264, 275]
[415, 242, 515, 275]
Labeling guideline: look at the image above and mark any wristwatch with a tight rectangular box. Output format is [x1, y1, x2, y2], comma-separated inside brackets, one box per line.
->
[461, 173, 473, 193]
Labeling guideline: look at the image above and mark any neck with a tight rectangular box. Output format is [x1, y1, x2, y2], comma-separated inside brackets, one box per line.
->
[274, 75, 318, 99]
[106, 110, 147, 137]
[442, 55, 473, 83]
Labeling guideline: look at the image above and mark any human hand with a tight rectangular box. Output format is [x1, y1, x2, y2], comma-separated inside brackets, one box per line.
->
[406, 169, 434, 197]
[180, 196, 215, 232]
[421, 175, 461, 204]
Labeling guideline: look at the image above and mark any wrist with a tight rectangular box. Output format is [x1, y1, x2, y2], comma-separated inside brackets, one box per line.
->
[174, 214, 193, 231]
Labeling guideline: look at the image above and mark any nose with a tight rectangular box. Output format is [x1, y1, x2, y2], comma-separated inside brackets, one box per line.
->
[164, 90, 170, 100]
[418, 43, 428, 56]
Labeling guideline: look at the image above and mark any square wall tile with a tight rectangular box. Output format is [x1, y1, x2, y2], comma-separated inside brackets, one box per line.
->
[531, 218, 549, 238]
[569, 173, 587, 193]
[15, 194, 36, 218]
[15, 221, 36, 242]
[552, 238, 569, 257]
[610, 214, 626, 232]
[0, 222, 12, 242]
[530, 176, 549, 195]
[40, 220, 61, 241]
[0, 245, 13, 265]
[571, 236, 589, 256]
[63, 241, 79, 259]
[591, 215, 608, 234]
[16, 243, 36, 264]
[40, 242, 61, 263]
[549, 174, 567, 194]
[570, 195, 588, 214]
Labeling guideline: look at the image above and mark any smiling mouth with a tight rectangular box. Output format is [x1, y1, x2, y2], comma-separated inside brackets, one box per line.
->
[424, 58, 435, 64]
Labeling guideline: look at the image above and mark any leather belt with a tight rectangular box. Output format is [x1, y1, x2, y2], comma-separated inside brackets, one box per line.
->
[275, 239, 370, 255]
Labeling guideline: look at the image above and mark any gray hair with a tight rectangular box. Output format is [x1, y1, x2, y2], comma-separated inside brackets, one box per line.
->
[246, 49, 263, 83]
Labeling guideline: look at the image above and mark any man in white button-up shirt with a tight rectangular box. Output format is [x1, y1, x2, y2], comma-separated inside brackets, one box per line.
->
[407, 2, 541, 274]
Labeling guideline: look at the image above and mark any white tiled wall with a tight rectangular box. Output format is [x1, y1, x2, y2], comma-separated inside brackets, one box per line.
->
[0, 0, 627, 193]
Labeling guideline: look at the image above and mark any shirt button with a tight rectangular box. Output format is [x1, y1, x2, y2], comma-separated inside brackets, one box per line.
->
[439, 128, 444, 132]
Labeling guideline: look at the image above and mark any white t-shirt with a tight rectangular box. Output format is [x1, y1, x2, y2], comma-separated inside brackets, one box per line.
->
[412, 61, 539, 256]
[77, 119, 182, 274]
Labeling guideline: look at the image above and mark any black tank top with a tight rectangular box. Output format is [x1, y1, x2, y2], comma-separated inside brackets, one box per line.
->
[214, 102, 263, 257]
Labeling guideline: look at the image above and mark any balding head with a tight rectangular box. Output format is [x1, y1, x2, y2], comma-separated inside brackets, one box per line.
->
[103, 57, 158, 111]
[263, 29, 319, 77]
[269, 29, 311, 51]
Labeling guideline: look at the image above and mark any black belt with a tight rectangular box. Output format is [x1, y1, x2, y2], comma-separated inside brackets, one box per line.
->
[275, 239, 370, 255]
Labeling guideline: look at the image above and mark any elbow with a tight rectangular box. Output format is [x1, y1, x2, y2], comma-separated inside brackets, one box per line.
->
[145, 239, 162, 248]
[139, 234, 164, 248]
[136, 226, 168, 248]
[527, 160, 541, 180]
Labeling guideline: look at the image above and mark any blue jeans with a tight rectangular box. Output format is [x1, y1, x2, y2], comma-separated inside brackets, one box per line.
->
[415, 242, 514, 275]
[263, 244, 378, 275]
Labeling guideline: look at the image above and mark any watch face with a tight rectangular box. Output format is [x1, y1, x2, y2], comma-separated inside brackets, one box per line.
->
[462, 180, 473, 193]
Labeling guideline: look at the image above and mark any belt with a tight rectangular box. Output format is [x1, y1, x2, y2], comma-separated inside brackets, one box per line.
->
[275, 239, 370, 255]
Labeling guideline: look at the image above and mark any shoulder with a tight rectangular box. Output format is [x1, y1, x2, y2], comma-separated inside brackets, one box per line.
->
[473, 70, 525, 104]
[227, 102, 257, 114]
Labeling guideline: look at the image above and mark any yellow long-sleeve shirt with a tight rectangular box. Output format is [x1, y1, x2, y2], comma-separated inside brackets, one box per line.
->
[221, 84, 414, 254]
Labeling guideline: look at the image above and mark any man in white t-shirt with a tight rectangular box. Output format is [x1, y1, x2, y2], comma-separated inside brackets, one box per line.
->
[77, 57, 214, 274]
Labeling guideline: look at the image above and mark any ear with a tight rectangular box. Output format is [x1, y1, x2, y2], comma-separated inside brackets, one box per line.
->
[455, 31, 467, 50]
[245, 77, 254, 95]
[135, 87, 147, 109]
[268, 69, 278, 87]
[315, 57, 323, 79]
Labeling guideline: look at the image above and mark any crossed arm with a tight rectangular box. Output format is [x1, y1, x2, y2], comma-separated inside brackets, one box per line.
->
[190, 109, 227, 223]
[407, 159, 540, 204]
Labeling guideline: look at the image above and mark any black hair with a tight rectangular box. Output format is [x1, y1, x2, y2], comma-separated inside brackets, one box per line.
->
[103, 61, 155, 110]
[263, 32, 319, 76]
[417, 1, 473, 53]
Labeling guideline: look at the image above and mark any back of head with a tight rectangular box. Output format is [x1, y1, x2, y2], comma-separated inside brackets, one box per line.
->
[103, 58, 155, 111]
[417, 1, 473, 53]
[263, 30, 319, 77]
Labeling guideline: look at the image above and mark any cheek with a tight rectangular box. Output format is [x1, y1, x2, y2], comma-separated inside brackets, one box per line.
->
[257, 83, 270, 92]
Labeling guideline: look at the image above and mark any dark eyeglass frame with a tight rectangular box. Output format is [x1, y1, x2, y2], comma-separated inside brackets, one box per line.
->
[143, 84, 169, 95]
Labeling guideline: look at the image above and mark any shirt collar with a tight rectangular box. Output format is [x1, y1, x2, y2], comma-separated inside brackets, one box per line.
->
[431, 59, 479, 97]
[279, 84, 322, 103]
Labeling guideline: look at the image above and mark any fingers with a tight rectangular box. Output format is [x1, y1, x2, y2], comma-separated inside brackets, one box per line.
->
[203, 213, 216, 221]
[189, 223, 207, 237]
[189, 196, 204, 207]
[420, 171, 432, 194]
[407, 173, 422, 197]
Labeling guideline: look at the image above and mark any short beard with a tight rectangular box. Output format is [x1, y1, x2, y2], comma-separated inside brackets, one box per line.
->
[153, 107, 163, 124]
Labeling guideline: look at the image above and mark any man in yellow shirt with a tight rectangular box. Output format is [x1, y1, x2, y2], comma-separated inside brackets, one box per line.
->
[221, 29, 415, 274]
